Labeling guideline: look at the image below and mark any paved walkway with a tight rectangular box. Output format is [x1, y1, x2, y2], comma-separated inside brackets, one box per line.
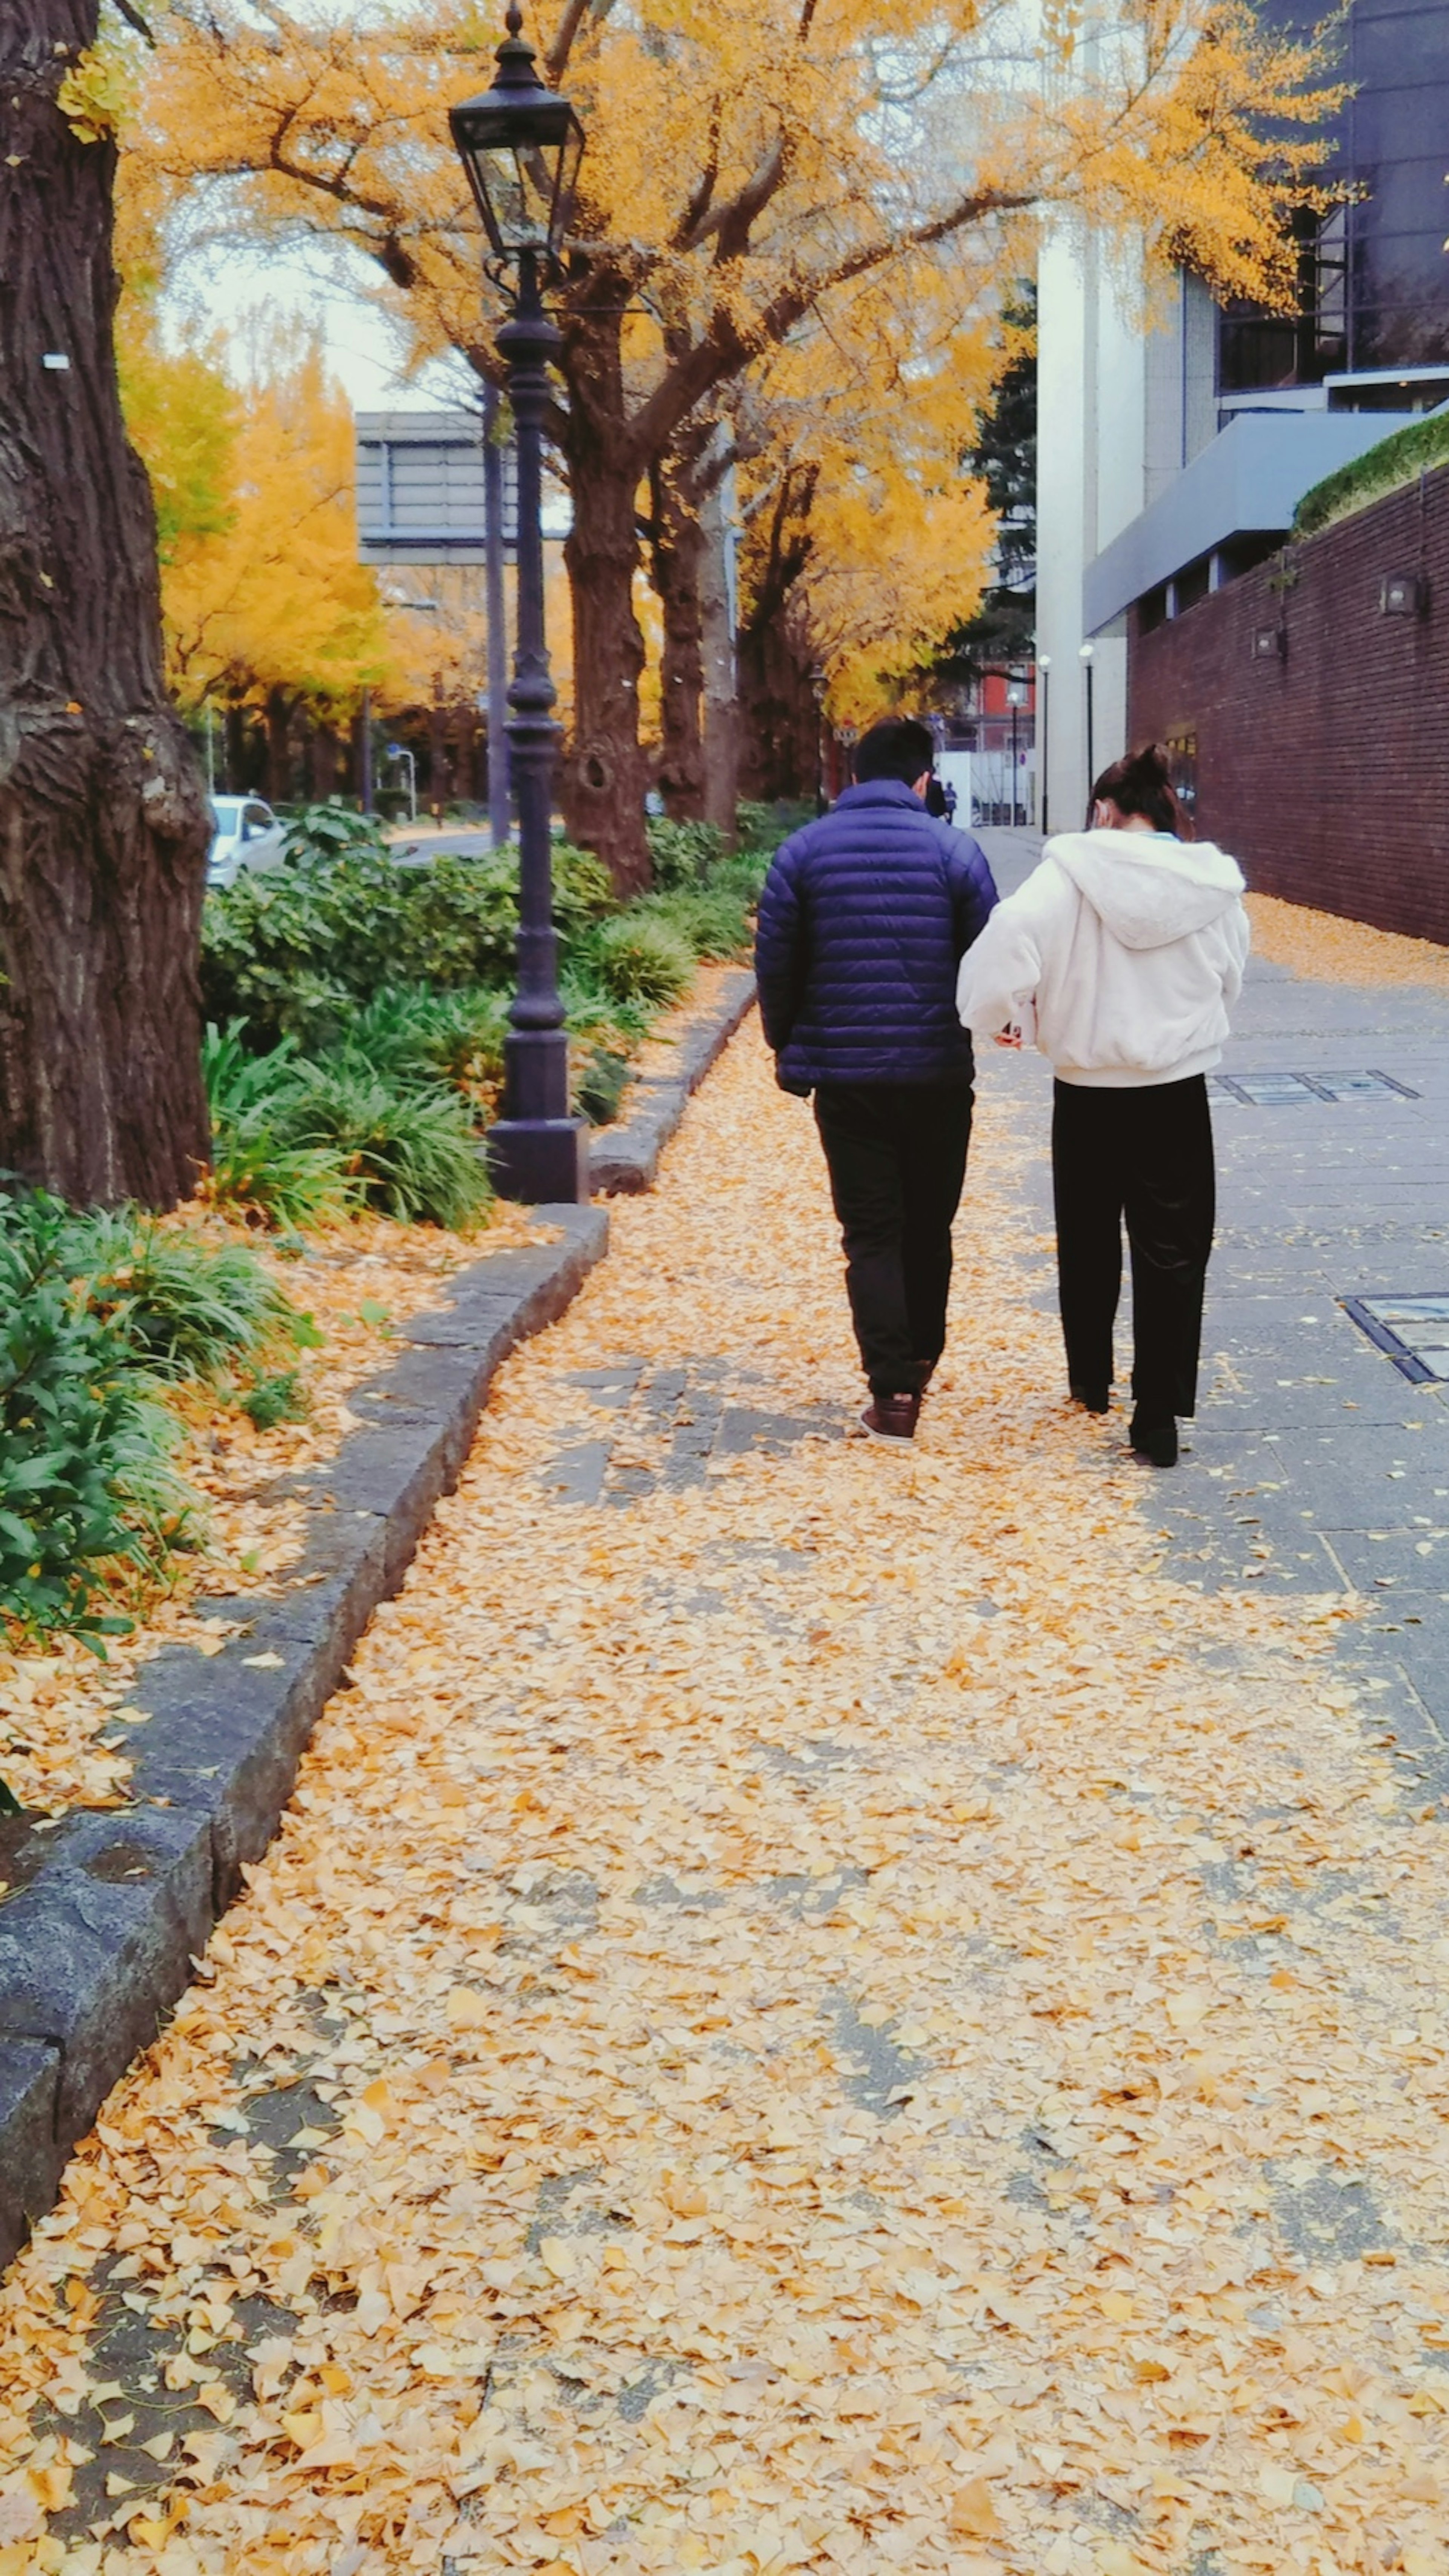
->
[983, 826, 1449, 1793]
[5, 885, 1449, 2576]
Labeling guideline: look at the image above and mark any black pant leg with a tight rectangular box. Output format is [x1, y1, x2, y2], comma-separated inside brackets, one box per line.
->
[813, 1086, 919, 1396]
[896, 1085, 974, 1378]
[1123, 1076, 1217, 1428]
[1052, 1081, 1125, 1397]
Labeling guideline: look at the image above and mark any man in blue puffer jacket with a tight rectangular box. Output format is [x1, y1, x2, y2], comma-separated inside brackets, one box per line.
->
[755, 716, 998, 1443]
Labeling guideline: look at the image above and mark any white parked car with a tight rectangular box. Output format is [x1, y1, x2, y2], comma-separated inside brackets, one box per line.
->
[206, 796, 288, 888]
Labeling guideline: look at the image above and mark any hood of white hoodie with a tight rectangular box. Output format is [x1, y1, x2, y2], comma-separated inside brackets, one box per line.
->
[1047, 828, 1246, 952]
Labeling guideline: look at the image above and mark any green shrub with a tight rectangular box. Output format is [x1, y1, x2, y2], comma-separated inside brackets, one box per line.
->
[65, 1208, 313, 1383]
[280, 802, 391, 866]
[283, 1057, 493, 1230]
[200, 841, 614, 1050]
[633, 882, 754, 961]
[237, 1368, 310, 1430]
[0, 1195, 197, 1641]
[203, 1023, 360, 1230]
[735, 799, 812, 856]
[588, 914, 694, 1009]
[1294, 407, 1449, 538]
[646, 816, 728, 889]
[345, 986, 511, 1100]
[573, 1043, 632, 1126]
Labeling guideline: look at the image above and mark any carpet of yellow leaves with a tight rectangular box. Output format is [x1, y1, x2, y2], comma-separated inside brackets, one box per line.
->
[0, 1206, 550, 1817]
[2, 1022, 1446, 2576]
[1246, 895, 1449, 991]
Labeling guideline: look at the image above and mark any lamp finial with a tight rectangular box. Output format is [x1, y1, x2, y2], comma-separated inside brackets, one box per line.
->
[506, 4, 523, 31]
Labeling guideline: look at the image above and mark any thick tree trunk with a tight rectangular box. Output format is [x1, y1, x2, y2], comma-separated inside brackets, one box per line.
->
[264, 689, 294, 805]
[699, 475, 739, 837]
[738, 620, 818, 805]
[309, 720, 339, 802]
[560, 303, 650, 895]
[651, 454, 707, 823]
[0, 2, 210, 1208]
[224, 702, 248, 796]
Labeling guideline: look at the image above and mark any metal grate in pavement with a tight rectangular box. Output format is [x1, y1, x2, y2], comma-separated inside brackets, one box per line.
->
[1213, 1069, 1421, 1106]
[1342, 1293, 1449, 1383]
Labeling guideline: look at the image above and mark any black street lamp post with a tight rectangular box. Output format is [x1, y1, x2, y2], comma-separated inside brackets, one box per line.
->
[450, 8, 588, 1203]
[1036, 652, 1049, 834]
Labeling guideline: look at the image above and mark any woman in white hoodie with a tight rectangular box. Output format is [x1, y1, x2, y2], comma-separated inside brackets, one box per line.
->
[956, 744, 1249, 1468]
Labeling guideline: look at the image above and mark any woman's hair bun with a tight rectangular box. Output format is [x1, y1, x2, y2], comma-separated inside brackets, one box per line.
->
[1088, 741, 1192, 839]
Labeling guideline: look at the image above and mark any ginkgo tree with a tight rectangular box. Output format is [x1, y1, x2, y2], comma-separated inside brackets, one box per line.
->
[0, 0, 214, 1206]
[151, 336, 393, 769]
[126, 0, 1342, 889]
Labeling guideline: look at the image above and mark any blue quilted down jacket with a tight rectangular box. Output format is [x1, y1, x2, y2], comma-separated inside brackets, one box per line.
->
[754, 780, 999, 1088]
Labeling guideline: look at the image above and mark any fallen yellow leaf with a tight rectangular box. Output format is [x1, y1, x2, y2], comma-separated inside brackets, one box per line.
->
[948, 2478, 1001, 2540]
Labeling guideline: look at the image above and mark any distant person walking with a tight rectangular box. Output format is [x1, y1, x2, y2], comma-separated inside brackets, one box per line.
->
[956, 744, 1249, 1468]
[755, 716, 999, 1443]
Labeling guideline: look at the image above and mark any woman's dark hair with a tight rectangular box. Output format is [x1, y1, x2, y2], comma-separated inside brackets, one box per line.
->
[854, 716, 936, 786]
[1089, 742, 1193, 839]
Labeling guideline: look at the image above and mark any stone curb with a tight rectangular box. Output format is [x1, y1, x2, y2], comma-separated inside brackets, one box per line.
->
[589, 968, 757, 1194]
[0, 1203, 608, 2268]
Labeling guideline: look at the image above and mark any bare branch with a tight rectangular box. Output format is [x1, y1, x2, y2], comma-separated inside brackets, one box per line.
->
[675, 132, 785, 259]
[109, 0, 157, 41]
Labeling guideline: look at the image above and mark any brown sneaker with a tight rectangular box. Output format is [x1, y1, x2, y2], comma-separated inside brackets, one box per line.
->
[860, 1393, 921, 1443]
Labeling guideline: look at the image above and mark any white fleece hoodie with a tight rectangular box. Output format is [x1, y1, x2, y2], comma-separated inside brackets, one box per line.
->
[956, 827, 1251, 1088]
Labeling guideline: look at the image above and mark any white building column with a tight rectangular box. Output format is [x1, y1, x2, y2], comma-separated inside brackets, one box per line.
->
[1037, 224, 1156, 827]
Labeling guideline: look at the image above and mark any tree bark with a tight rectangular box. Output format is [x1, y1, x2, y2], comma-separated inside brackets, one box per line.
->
[699, 472, 739, 837]
[738, 619, 818, 804]
[558, 298, 650, 895]
[224, 702, 248, 796]
[0, 1, 210, 1208]
[309, 719, 339, 802]
[264, 689, 295, 805]
[650, 452, 708, 823]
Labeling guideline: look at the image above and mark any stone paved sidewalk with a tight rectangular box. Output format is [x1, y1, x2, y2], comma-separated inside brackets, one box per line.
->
[978, 826, 1449, 1804]
[4, 902, 1449, 2576]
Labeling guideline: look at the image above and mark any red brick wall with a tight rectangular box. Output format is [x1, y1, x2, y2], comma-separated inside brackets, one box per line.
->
[1128, 461, 1449, 944]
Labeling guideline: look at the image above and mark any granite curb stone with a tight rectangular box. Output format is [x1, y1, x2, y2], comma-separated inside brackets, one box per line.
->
[589, 969, 757, 1194]
[0, 1201, 608, 2267]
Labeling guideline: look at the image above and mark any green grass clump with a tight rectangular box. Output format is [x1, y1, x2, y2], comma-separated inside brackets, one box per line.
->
[632, 881, 754, 961]
[203, 1023, 360, 1231]
[588, 914, 695, 1009]
[0, 1199, 191, 1641]
[67, 1207, 311, 1383]
[237, 1368, 309, 1430]
[646, 816, 728, 888]
[284, 1056, 493, 1231]
[0, 1189, 314, 1643]
[345, 986, 511, 1102]
[1293, 406, 1449, 538]
[735, 799, 812, 858]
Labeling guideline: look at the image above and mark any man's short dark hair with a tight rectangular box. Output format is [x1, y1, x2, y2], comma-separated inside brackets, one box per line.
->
[853, 717, 936, 788]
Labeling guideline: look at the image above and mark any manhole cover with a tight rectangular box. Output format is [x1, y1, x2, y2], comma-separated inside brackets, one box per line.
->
[1343, 1294, 1449, 1383]
[1213, 1070, 1419, 1106]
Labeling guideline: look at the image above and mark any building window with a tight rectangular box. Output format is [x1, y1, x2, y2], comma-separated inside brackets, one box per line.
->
[1165, 732, 1198, 820]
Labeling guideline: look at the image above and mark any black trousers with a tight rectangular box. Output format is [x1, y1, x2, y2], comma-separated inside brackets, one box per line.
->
[1052, 1074, 1215, 1429]
[813, 1082, 974, 1396]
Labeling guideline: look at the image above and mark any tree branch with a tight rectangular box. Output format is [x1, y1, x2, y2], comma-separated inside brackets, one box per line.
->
[110, 0, 157, 40]
[625, 183, 1035, 476]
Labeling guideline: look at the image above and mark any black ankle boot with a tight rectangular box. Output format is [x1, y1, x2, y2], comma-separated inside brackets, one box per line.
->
[1070, 1380, 1110, 1414]
[1129, 1417, 1178, 1468]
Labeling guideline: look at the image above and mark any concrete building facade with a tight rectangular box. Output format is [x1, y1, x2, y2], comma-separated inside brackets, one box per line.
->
[1035, 0, 1449, 832]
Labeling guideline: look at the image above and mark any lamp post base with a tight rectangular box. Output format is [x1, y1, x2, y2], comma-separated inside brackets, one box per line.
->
[486, 1115, 591, 1204]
